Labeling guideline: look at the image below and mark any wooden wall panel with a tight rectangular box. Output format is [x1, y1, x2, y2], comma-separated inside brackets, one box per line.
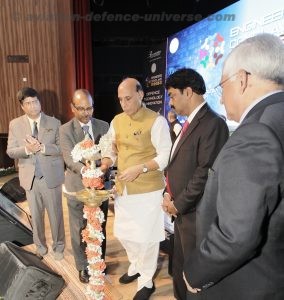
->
[0, 0, 75, 133]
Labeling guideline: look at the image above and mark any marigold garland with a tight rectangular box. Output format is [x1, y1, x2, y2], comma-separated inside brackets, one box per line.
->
[82, 205, 106, 300]
[82, 177, 104, 190]
[71, 134, 113, 300]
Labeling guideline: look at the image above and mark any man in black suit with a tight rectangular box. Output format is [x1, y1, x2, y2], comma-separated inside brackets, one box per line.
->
[162, 68, 229, 300]
[184, 33, 284, 300]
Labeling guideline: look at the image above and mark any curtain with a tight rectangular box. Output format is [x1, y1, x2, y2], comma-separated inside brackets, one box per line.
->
[73, 0, 94, 95]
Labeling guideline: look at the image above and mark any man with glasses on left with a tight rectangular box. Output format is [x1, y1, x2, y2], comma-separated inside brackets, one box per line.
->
[59, 89, 109, 283]
[7, 87, 65, 260]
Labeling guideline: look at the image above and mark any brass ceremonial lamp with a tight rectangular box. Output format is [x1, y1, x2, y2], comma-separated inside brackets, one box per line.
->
[75, 147, 110, 207]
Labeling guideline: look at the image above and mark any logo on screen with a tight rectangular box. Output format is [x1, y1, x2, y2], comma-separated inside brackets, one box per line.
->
[199, 33, 225, 68]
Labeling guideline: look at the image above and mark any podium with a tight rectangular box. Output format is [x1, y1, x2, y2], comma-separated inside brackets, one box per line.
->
[0, 242, 65, 299]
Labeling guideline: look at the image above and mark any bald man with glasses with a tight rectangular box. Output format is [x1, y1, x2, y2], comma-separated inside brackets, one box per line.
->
[59, 89, 109, 283]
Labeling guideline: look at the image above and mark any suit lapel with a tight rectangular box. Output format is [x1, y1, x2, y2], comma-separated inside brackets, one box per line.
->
[170, 104, 208, 163]
[73, 118, 102, 143]
[23, 115, 32, 137]
[73, 118, 85, 143]
[38, 113, 47, 141]
[91, 118, 102, 144]
[243, 92, 284, 123]
[91, 119, 95, 130]
[91, 118, 97, 140]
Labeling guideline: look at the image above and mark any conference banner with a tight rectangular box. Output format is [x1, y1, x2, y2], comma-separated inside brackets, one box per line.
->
[166, 0, 284, 130]
[143, 43, 166, 116]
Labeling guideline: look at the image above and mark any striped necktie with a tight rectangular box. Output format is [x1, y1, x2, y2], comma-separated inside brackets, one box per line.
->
[33, 121, 39, 139]
[180, 121, 189, 138]
[32, 121, 43, 178]
[82, 125, 92, 140]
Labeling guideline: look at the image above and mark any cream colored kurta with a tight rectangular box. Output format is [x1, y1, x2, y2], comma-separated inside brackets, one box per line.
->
[114, 188, 165, 242]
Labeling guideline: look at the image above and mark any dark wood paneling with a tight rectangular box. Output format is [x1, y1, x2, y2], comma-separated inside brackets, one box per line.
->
[0, 0, 75, 133]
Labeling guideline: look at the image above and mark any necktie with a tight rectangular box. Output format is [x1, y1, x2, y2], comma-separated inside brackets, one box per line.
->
[33, 121, 38, 139]
[180, 121, 189, 138]
[32, 121, 43, 178]
[82, 125, 93, 140]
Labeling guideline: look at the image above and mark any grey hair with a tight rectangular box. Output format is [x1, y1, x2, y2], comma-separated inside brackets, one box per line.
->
[223, 33, 284, 85]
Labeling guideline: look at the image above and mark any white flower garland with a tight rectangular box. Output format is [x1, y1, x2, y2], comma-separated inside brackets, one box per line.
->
[71, 133, 113, 300]
[82, 168, 104, 179]
[71, 140, 101, 162]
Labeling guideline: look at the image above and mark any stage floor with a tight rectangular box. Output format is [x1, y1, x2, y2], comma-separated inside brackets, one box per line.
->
[7, 181, 174, 299]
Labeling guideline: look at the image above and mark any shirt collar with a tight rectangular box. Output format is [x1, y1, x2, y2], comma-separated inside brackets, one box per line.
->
[79, 120, 92, 129]
[186, 101, 206, 124]
[79, 120, 94, 140]
[27, 113, 41, 128]
[239, 90, 283, 124]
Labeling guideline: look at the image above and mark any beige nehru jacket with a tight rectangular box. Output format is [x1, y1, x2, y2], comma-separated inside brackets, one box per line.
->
[113, 107, 165, 195]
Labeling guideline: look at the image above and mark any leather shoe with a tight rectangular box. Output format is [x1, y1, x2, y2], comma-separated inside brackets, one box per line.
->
[36, 247, 47, 257]
[53, 251, 64, 261]
[119, 272, 140, 284]
[79, 269, 90, 283]
[133, 284, 155, 300]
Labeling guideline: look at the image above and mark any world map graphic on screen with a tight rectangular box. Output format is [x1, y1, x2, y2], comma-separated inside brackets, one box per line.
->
[165, 0, 284, 130]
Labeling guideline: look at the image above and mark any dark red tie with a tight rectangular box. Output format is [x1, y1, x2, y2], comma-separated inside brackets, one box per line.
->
[180, 121, 189, 138]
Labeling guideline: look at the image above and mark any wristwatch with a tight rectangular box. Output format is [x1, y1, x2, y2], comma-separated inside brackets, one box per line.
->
[142, 164, 148, 173]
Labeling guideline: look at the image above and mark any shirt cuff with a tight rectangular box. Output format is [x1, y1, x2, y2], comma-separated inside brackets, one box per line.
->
[25, 147, 32, 155]
[40, 144, 45, 153]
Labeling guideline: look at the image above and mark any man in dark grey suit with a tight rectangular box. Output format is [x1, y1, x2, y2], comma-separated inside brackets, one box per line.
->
[184, 33, 284, 300]
[7, 87, 65, 260]
[162, 68, 229, 300]
[59, 89, 109, 283]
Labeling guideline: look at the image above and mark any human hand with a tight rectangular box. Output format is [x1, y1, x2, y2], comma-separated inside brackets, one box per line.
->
[100, 163, 109, 173]
[162, 193, 177, 217]
[183, 272, 201, 294]
[118, 165, 142, 182]
[109, 185, 117, 200]
[25, 135, 41, 153]
[82, 160, 90, 168]
[162, 193, 172, 214]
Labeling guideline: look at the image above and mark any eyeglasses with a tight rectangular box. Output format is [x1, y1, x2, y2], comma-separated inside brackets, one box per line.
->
[22, 99, 40, 107]
[214, 71, 251, 98]
[72, 103, 93, 113]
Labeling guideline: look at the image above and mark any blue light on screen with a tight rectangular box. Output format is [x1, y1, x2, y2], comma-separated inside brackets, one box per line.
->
[165, 0, 284, 130]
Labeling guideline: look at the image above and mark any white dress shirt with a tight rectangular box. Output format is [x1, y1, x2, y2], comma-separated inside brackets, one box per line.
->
[78, 120, 94, 140]
[171, 101, 206, 160]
